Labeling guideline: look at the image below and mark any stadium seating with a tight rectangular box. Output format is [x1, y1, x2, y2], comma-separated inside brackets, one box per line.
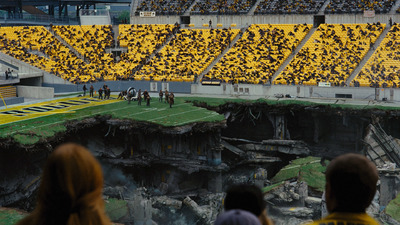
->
[255, 0, 325, 14]
[52, 25, 119, 81]
[135, 0, 194, 15]
[116, 24, 177, 80]
[325, 0, 396, 14]
[353, 24, 400, 88]
[191, 0, 257, 15]
[274, 23, 385, 86]
[52, 25, 114, 65]
[203, 24, 311, 84]
[137, 28, 240, 82]
[0, 35, 54, 75]
[0, 26, 92, 83]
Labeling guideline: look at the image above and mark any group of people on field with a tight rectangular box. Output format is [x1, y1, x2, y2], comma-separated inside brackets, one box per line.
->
[83, 84, 175, 107]
[82, 84, 110, 100]
[113, 87, 174, 107]
[159, 89, 175, 108]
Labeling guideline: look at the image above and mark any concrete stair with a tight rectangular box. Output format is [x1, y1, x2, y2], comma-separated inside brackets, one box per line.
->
[131, 0, 140, 16]
[132, 26, 180, 73]
[184, 0, 201, 16]
[0, 86, 17, 98]
[346, 25, 391, 86]
[113, 25, 119, 47]
[271, 27, 317, 82]
[389, 0, 400, 14]
[45, 27, 89, 64]
[198, 26, 249, 82]
[247, 0, 263, 15]
[317, 0, 330, 15]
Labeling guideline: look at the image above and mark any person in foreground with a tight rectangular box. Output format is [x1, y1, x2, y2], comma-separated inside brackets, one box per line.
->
[224, 184, 273, 225]
[214, 209, 261, 225]
[17, 143, 111, 225]
[306, 153, 379, 225]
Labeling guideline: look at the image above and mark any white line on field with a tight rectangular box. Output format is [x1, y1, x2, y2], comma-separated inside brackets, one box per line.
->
[3, 102, 193, 134]
[173, 113, 221, 126]
[148, 108, 204, 122]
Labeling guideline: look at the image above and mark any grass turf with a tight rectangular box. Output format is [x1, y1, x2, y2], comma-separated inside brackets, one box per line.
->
[105, 198, 129, 222]
[0, 96, 224, 145]
[0, 208, 26, 225]
[2, 95, 400, 145]
[385, 192, 400, 222]
[269, 156, 327, 192]
[0, 200, 128, 225]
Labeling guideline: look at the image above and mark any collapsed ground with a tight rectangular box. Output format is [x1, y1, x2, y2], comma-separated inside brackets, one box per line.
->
[1, 98, 400, 224]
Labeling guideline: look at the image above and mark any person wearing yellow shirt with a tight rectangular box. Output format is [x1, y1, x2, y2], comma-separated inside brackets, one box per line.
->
[305, 153, 380, 225]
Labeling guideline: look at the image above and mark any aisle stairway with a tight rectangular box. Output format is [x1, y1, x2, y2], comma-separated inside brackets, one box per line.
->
[198, 26, 248, 82]
[346, 24, 391, 86]
[270, 27, 317, 82]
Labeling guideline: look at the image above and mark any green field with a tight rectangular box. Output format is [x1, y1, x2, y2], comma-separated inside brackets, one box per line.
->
[2, 95, 400, 146]
[269, 156, 327, 192]
[0, 97, 226, 145]
[0, 208, 26, 225]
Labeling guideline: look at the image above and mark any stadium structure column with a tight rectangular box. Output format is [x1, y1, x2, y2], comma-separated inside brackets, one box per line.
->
[48, 5, 54, 16]
[208, 172, 222, 193]
[59, 2, 68, 19]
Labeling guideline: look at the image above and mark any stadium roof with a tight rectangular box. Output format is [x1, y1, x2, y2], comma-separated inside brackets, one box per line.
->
[0, 0, 130, 7]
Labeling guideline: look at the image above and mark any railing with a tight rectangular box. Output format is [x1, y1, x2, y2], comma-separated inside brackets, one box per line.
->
[1, 14, 79, 25]
[80, 9, 110, 16]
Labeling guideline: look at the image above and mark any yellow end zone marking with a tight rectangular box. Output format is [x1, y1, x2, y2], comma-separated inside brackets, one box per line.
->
[0, 97, 118, 125]
[1, 99, 193, 134]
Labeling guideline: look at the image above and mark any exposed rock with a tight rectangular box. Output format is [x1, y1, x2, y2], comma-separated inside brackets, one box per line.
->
[103, 186, 128, 199]
[132, 189, 153, 225]
[305, 197, 322, 209]
[254, 168, 268, 188]
[269, 181, 300, 205]
[296, 181, 308, 206]
[183, 197, 212, 224]
[152, 196, 182, 210]
[270, 216, 312, 225]
[158, 182, 168, 195]
[274, 206, 314, 218]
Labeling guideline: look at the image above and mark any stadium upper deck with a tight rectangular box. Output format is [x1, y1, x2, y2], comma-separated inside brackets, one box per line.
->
[1, 0, 400, 90]
[131, 0, 400, 16]
[0, 22, 399, 88]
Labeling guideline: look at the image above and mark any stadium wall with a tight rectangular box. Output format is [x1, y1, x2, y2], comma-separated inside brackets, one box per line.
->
[191, 84, 400, 101]
[0, 52, 41, 75]
[0, 97, 24, 107]
[80, 16, 111, 25]
[17, 85, 54, 99]
[131, 14, 400, 27]
[44, 80, 192, 94]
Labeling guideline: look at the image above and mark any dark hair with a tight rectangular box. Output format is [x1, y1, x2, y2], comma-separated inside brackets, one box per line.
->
[326, 153, 378, 212]
[224, 184, 266, 217]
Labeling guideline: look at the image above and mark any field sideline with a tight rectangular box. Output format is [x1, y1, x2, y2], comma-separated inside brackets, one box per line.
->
[0, 95, 226, 145]
[2, 93, 400, 145]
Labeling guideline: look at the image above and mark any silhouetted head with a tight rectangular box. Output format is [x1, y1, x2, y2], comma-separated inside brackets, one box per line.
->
[325, 153, 378, 213]
[214, 209, 261, 225]
[20, 143, 111, 225]
[224, 184, 266, 217]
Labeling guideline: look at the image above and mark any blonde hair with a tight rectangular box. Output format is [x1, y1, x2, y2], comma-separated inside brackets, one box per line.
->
[17, 143, 111, 225]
